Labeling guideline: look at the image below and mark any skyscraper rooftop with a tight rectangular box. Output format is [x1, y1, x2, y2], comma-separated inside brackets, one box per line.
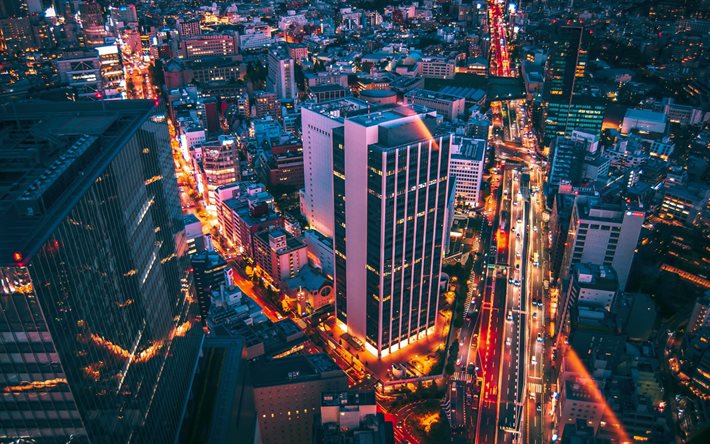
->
[0, 99, 156, 266]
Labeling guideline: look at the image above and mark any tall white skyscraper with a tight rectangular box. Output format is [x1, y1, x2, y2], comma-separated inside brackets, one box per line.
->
[300, 98, 369, 239]
[332, 106, 452, 357]
[267, 45, 297, 99]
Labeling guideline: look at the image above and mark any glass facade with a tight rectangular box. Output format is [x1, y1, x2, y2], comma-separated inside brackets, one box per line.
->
[0, 109, 200, 443]
[365, 135, 450, 352]
[332, 127, 347, 327]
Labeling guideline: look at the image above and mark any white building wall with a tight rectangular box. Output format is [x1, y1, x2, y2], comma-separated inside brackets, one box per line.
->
[301, 108, 341, 239]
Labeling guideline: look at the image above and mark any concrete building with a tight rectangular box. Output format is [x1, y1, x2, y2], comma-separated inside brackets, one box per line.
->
[558, 263, 619, 337]
[659, 182, 710, 226]
[621, 109, 668, 136]
[449, 136, 486, 207]
[55, 50, 102, 99]
[560, 196, 644, 290]
[315, 391, 389, 443]
[687, 293, 710, 337]
[300, 98, 369, 239]
[238, 24, 273, 51]
[267, 45, 297, 99]
[303, 229, 335, 278]
[417, 56, 455, 79]
[333, 106, 451, 357]
[253, 227, 308, 284]
[183, 33, 237, 59]
[253, 90, 281, 119]
[191, 250, 229, 322]
[178, 19, 201, 39]
[195, 136, 241, 205]
[251, 354, 347, 444]
[225, 199, 282, 259]
[405, 88, 466, 120]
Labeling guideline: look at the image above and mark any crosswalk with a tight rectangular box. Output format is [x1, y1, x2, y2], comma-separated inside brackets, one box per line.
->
[453, 371, 476, 383]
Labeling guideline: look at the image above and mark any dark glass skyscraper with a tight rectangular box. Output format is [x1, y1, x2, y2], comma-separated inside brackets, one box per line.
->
[0, 100, 201, 443]
[541, 25, 602, 147]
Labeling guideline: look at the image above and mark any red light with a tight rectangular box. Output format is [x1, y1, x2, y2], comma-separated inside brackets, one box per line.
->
[13, 251, 22, 262]
[95, 92, 103, 98]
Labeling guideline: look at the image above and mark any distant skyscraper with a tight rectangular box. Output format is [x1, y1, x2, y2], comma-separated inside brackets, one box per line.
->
[559, 195, 644, 290]
[542, 25, 602, 147]
[333, 106, 451, 357]
[0, 100, 200, 443]
[267, 45, 297, 99]
[544, 25, 586, 103]
[543, 96, 605, 146]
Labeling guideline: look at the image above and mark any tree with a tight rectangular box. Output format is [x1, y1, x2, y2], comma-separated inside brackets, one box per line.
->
[445, 362, 455, 375]
[428, 380, 439, 398]
[415, 381, 425, 399]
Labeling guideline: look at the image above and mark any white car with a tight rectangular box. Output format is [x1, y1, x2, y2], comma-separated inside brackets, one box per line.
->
[531, 356, 537, 365]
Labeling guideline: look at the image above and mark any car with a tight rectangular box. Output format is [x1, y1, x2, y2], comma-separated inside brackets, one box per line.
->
[516, 233, 521, 239]
[536, 402, 542, 412]
[506, 337, 511, 346]
[397, 420, 403, 429]
[537, 333, 543, 343]
[467, 363, 475, 375]
[515, 264, 520, 270]
[531, 356, 537, 365]
[507, 310, 513, 321]
[517, 218, 522, 224]
[533, 226, 538, 232]
[516, 251, 521, 258]
[532, 312, 537, 319]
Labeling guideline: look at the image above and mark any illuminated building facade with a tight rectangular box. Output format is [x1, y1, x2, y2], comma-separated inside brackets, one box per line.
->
[333, 107, 451, 357]
[559, 196, 644, 290]
[0, 101, 200, 443]
[55, 50, 103, 99]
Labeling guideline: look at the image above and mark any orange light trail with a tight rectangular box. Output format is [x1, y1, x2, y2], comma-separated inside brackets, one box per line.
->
[3, 378, 68, 393]
[563, 345, 632, 444]
[88, 320, 193, 364]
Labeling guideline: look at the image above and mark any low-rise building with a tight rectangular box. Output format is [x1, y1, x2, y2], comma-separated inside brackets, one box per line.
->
[253, 227, 308, 285]
[405, 88, 466, 120]
[252, 354, 347, 444]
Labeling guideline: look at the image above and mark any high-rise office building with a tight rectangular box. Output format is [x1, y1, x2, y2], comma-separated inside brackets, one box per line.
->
[191, 250, 229, 322]
[559, 195, 644, 290]
[333, 106, 451, 357]
[543, 96, 605, 146]
[300, 98, 369, 239]
[267, 45, 297, 99]
[0, 100, 200, 443]
[544, 25, 587, 103]
[541, 25, 603, 147]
